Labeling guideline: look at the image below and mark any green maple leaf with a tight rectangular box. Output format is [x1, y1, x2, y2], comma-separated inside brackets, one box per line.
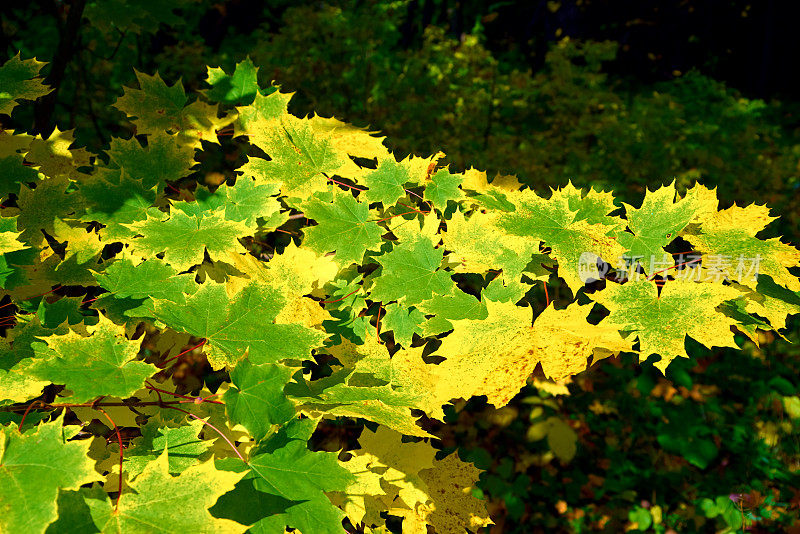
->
[424, 168, 465, 211]
[36, 296, 98, 329]
[592, 279, 742, 371]
[417, 287, 487, 335]
[126, 205, 249, 271]
[93, 258, 196, 313]
[0, 415, 102, 533]
[617, 182, 705, 270]
[122, 418, 214, 478]
[320, 274, 370, 344]
[114, 70, 188, 133]
[248, 439, 352, 501]
[556, 181, 619, 224]
[211, 437, 353, 534]
[0, 53, 52, 115]
[194, 177, 283, 228]
[361, 157, 411, 205]
[28, 315, 157, 402]
[224, 360, 297, 442]
[301, 191, 384, 266]
[205, 57, 260, 106]
[0, 316, 65, 404]
[83, 450, 247, 533]
[102, 133, 196, 191]
[381, 303, 425, 346]
[77, 173, 158, 240]
[16, 175, 76, 244]
[151, 281, 327, 369]
[369, 235, 455, 306]
[494, 188, 624, 294]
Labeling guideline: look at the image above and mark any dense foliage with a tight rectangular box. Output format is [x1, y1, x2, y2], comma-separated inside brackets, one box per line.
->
[2, 1, 800, 532]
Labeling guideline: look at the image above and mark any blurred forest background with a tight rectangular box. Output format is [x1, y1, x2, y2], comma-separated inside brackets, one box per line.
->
[2, 0, 800, 532]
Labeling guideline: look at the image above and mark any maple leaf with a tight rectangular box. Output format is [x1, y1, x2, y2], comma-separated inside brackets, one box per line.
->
[114, 70, 188, 133]
[369, 234, 456, 306]
[292, 374, 432, 438]
[412, 453, 493, 534]
[234, 86, 293, 137]
[616, 182, 709, 271]
[442, 208, 539, 279]
[684, 202, 800, 292]
[592, 279, 743, 371]
[0, 53, 52, 115]
[49, 219, 103, 265]
[328, 452, 388, 527]
[204, 57, 260, 106]
[28, 315, 158, 402]
[423, 168, 465, 211]
[194, 177, 283, 229]
[360, 156, 412, 205]
[381, 302, 425, 346]
[350, 426, 436, 522]
[84, 450, 247, 533]
[0, 414, 102, 534]
[301, 190, 384, 266]
[420, 300, 537, 407]
[0, 316, 63, 404]
[99, 417, 215, 482]
[296, 335, 437, 432]
[532, 302, 632, 382]
[240, 115, 361, 202]
[224, 360, 297, 442]
[351, 427, 492, 532]
[151, 280, 327, 369]
[211, 429, 353, 534]
[125, 204, 250, 271]
[115, 72, 230, 147]
[738, 275, 800, 332]
[493, 187, 624, 294]
[101, 133, 196, 192]
[398, 298, 628, 411]
[417, 287, 487, 336]
[224, 249, 337, 347]
[24, 127, 90, 180]
[553, 181, 619, 224]
[93, 257, 196, 315]
[717, 297, 773, 344]
[16, 175, 76, 245]
[77, 172, 158, 241]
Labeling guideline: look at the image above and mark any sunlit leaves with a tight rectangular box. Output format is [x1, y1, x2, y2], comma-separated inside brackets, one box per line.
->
[2, 52, 800, 534]
[0, 415, 102, 533]
[28, 315, 157, 402]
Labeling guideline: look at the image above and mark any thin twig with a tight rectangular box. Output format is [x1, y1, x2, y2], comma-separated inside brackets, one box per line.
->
[96, 404, 124, 510]
[162, 340, 206, 365]
[164, 405, 247, 464]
